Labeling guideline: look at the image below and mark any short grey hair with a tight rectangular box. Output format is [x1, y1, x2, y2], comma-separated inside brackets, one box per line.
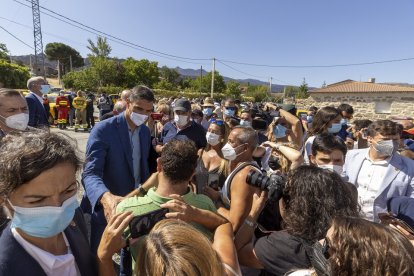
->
[27, 76, 45, 90]
[129, 85, 155, 103]
[233, 126, 258, 150]
[113, 100, 126, 113]
[120, 89, 131, 101]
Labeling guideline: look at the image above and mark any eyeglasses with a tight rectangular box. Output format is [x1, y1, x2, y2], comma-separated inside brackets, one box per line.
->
[209, 119, 225, 126]
[322, 238, 331, 258]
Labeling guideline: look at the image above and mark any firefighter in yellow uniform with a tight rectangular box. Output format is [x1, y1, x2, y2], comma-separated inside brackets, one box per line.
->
[55, 91, 70, 129]
[72, 91, 88, 130]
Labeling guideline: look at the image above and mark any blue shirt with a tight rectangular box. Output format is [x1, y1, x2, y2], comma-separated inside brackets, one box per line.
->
[129, 126, 141, 187]
[160, 121, 207, 149]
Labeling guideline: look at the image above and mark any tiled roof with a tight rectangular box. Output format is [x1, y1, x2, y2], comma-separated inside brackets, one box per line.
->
[310, 80, 414, 93]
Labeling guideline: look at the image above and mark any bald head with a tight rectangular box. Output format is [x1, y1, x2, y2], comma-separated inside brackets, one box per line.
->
[113, 100, 127, 114]
[120, 90, 132, 102]
[231, 126, 258, 151]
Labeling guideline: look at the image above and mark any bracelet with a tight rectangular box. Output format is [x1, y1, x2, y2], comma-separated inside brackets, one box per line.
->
[138, 186, 147, 196]
[244, 219, 258, 228]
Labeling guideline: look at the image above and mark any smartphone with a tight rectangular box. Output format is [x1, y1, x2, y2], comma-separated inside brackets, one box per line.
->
[378, 212, 414, 236]
[150, 112, 164, 121]
[252, 119, 268, 131]
[208, 174, 220, 190]
[269, 110, 280, 118]
[129, 208, 169, 238]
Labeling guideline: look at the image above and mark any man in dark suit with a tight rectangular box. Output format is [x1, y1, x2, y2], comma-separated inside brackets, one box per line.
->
[82, 85, 155, 253]
[25, 76, 50, 128]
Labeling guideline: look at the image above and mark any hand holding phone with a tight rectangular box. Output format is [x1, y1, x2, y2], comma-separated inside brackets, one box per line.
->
[129, 208, 169, 239]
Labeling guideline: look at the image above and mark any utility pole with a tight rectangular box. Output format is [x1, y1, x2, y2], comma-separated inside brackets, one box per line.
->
[57, 59, 61, 85]
[69, 55, 73, 71]
[200, 65, 203, 97]
[211, 58, 215, 98]
[269, 77, 272, 93]
[31, 0, 46, 78]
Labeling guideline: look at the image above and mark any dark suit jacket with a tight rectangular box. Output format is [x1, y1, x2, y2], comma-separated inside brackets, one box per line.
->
[0, 209, 97, 276]
[26, 93, 49, 128]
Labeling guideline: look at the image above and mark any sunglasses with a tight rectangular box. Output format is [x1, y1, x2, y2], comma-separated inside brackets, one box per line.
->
[209, 119, 225, 126]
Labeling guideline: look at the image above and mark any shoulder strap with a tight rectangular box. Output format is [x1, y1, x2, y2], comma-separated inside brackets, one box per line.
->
[227, 162, 260, 201]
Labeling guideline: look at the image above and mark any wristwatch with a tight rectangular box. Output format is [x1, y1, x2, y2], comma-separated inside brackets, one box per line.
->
[138, 186, 147, 196]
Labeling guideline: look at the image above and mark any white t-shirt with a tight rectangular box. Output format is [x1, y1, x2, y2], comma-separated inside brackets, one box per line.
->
[304, 135, 316, 165]
[12, 228, 80, 276]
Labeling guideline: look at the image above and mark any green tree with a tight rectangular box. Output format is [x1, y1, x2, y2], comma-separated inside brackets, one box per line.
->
[0, 60, 31, 88]
[321, 81, 327, 88]
[160, 66, 180, 86]
[245, 85, 268, 102]
[225, 81, 241, 99]
[123, 58, 160, 88]
[284, 86, 299, 98]
[0, 43, 9, 61]
[190, 71, 225, 93]
[87, 36, 112, 58]
[45, 42, 84, 74]
[89, 56, 119, 87]
[297, 78, 309, 99]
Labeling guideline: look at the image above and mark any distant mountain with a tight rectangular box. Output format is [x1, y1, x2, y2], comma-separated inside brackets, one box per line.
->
[174, 67, 286, 92]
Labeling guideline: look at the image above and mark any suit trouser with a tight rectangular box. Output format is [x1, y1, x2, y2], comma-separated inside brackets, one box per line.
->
[86, 108, 95, 127]
[69, 108, 75, 126]
[75, 109, 87, 126]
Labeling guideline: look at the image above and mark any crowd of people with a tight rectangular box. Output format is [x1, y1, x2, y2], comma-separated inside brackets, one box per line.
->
[0, 78, 414, 276]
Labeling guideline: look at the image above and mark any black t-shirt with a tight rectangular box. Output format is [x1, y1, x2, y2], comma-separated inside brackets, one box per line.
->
[160, 121, 207, 149]
[254, 231, 312, 276]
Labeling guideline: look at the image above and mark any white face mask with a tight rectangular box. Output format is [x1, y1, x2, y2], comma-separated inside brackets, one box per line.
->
[206, 132, 220, 146]
[318, 164, 343, 175]
[130, 112, 148, 127]
[240, 120, 251, 127]
[221, 143, 245, 161]
[0, 113, 29, 131]
[174, 114, 188, 127]
[40, 85, 50, 94]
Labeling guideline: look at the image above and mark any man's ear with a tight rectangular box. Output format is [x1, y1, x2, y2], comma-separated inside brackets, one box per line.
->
[156, 158, 162, 172]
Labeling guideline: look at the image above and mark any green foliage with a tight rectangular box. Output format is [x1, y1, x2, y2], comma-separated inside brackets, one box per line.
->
[159, 66, 180, 89]
[97, 86, 127, 95]
[154, 79, 176, 91]
[225, 81, 241, 99]
[87, 36, 112, 58]
[244, 85, 269, 102]
[190, 71, 226, 93]
[284, 86, 300, 98]
[89, 56, 120, 87]
[123, 58, 160, 88]
[45, 42, 84, 74]
[0, 43, 9, 61]
[0, 60, 31, 88]
[296, 78, 309, 99]
[62, 69, 98, 90]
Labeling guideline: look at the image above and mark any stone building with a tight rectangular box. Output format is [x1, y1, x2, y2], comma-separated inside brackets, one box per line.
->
[295, 79, 414, 120]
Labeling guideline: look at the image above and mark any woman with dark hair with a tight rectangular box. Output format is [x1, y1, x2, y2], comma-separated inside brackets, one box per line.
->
[304, 106, 342, 164]
[0, 131, 97, 275]
[235, 166, 360, 276]
[194, 120, 229, 195]
[326, 216, 414, 276]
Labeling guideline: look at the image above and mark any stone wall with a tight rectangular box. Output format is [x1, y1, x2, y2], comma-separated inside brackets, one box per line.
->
[294, 92, 414, 120]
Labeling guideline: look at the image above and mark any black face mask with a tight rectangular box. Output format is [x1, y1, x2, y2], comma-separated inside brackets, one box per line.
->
[268, 155, 281, 171]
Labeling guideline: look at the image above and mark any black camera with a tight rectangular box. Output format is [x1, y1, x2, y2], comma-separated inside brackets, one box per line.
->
[246, 170, 285, 202]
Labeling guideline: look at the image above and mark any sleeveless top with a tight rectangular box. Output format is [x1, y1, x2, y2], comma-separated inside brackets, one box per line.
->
[193, 151, 227, 193]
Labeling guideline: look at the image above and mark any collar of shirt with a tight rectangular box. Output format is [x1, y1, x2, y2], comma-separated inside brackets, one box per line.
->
[147, 187, 193, 206]
[11, 228, 80, 275]
[365, 150, 391, 165]
[174, 121, 193, 132]
[30, 91, 44, 104]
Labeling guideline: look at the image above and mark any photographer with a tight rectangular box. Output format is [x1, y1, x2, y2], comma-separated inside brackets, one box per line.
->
[235, 166, 360, 276]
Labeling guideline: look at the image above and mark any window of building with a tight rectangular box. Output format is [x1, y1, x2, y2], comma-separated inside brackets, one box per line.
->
[375, 102, 391, 114]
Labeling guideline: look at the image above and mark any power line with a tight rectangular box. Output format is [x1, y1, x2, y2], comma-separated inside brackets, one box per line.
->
[217, 57, 414, 69]
[0, 25, 33, 49]
[14, 0, 211, 62]
[216, 59, 267, 80]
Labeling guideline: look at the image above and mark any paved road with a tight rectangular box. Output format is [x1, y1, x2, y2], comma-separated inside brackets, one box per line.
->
[50, 127, 90, 156]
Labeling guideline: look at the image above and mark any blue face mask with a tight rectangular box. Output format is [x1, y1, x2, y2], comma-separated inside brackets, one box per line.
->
[273, 124, 287, 138]
[224, 108, 235, 117]
[9, 194, 78, 238]
[240, 120, 251, 127]
[328, 123, 342, 134]
[203, 108, 213, 116]
[340, 118, 348, 126]
[40, 85, 50, 94]
[307, 115, 313, 123]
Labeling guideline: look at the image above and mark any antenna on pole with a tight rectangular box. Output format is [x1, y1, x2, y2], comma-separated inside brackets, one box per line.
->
[31, 0, 45, 78]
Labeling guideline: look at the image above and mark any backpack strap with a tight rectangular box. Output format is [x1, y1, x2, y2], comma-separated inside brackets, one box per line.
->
[227, 161, 260, 201]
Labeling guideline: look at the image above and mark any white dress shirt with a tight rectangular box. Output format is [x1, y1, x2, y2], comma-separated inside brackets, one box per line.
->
[356, 152, 391, 221]
[12, 228, 80, 276]
[30, 91, 44, 105]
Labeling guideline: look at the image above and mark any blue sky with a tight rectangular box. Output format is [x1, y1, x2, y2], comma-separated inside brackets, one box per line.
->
[1, 0, 414, 87]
